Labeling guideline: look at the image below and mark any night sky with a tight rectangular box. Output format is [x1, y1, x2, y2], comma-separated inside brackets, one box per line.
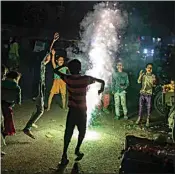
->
[1, 1, 175, 36]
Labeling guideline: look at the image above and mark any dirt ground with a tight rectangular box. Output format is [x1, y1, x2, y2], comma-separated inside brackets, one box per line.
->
[1, 100, 167, 174]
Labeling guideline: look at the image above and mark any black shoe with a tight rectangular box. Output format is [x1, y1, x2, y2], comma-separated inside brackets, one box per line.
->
[75, 149, 84, 161]
[23, 129, 35, 139]
[59, 155, 69, 166]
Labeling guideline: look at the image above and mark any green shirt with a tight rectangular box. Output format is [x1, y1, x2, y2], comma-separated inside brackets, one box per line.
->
[54, 66, 68, 79]
[1, 79, 21, 104]
[112, 71, 129, 93]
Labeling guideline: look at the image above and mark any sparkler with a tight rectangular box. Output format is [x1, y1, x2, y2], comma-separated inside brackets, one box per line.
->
[66, 2, 127, 126]
[85, 2, 126, 125]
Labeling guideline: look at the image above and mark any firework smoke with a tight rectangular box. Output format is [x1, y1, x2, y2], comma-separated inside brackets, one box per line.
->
[66, 2, 127, 125]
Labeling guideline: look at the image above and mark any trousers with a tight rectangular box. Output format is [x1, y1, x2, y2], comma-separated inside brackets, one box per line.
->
[24, 83, 45, 130]
[114, 91, 127, 117]
[138, 93, 152, 118]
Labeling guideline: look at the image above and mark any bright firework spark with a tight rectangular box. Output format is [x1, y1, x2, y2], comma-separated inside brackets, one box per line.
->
[66, 2, 127, 126]
[73, 129, 100, 141]
[85, 2, 127, 125]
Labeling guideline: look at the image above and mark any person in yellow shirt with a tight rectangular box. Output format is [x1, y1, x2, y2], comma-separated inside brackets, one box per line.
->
[8, 37, 19, 70]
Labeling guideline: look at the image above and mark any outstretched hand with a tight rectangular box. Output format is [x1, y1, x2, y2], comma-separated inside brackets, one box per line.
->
[53, 32, 59, 42]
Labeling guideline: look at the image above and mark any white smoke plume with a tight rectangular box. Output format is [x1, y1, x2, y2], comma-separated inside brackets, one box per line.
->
[66, 2, 127, 125]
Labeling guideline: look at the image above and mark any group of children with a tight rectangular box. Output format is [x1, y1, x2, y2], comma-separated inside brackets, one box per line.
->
[1, 32, 105, 166]
[1, 32, 174, 166]
[112, 61, 174, 127]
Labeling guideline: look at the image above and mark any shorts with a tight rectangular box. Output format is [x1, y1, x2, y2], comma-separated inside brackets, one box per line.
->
[50, 79, 66, 95]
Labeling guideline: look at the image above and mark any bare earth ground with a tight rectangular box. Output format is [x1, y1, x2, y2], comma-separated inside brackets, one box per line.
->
[1, 100, 165, 174]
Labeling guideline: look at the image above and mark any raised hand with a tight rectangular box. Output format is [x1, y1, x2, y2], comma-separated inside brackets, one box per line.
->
[53, 32, 59, 42]
[139, 70, 144, 76]
[51, 49, 56, 55]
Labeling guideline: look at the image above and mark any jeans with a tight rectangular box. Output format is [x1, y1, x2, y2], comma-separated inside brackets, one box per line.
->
[138, 93, 152, 118]
[114, 91, 128, 117]
[24, 83, 45, 131]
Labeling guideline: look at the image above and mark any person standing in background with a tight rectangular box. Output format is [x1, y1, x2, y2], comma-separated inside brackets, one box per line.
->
[112, 61, 129, 120]
[136, 63, 156, 127]
[8, 37, 20, 70]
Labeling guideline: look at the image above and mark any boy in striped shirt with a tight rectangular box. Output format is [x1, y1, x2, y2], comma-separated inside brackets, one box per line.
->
[54, 59, 105, 165]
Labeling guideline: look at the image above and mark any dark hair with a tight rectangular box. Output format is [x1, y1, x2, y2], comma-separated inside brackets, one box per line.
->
[146, 63, 153, 68]
[56, 56, 64, 61]
[68, 59, 81, 74]
[10, 36, 18, 44]
[6, 71, 21, 80]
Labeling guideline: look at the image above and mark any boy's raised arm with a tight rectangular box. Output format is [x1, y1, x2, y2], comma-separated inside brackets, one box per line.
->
[49, 32, 59, 52]
[94, 77, 105, 94]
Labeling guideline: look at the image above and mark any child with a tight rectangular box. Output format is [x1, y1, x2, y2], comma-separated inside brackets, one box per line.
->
[54, 59, 105, 165]
[47, 49, 68, 111]
[8, 37, 20, 70]
[163, 80, 174, 93]
[111, 61, 129, 120]
[1, 70, 21, 142]
[136, 63, 156, 127]
[23, 33, 59, 139]
[162, 80, 174, 116]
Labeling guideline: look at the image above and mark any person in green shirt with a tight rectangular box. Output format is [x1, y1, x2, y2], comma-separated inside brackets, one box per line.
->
[112, 61, 129, 120]
[1, 70, 21, 143]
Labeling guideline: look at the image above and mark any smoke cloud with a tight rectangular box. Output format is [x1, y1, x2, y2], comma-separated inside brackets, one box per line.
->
[66, 2, 128, 125]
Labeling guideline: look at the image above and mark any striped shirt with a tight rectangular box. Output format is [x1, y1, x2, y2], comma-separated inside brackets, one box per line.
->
[56, 72, 95, 110]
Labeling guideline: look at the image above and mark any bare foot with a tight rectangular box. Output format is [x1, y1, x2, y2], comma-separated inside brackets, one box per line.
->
[47, 108, 50, 111]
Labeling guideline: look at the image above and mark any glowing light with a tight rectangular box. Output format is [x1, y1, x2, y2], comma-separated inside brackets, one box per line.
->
[84, 3, 126, 126]
[143, 49, 148, 54]
[66, 3, 127, 126]
[157, 38, 161, 42]
[73, 130, 100, 141]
